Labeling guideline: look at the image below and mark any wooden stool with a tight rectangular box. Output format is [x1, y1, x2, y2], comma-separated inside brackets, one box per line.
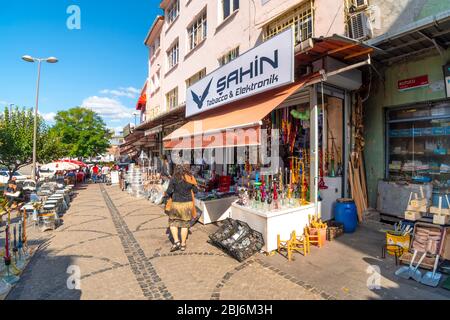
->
[277, 231, 309, 261]
[305, 227, 323, 248]
[290, 231, 310, 257]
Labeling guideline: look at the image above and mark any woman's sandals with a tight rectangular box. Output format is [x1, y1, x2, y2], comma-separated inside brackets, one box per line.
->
[170, 241, 181, 252]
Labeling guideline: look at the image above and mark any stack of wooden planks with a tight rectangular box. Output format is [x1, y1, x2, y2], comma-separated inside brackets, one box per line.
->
[349, 95, 368, 222]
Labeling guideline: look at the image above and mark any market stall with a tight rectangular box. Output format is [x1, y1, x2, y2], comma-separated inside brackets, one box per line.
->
[161, 28, 373, 243]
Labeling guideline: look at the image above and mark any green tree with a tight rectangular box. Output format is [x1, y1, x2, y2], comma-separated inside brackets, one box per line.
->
[51, 107, 112, 158]
[0, 106, 64, 179]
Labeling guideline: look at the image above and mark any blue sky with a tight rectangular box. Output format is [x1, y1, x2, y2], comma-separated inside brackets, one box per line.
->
[0, 0, 161, 133]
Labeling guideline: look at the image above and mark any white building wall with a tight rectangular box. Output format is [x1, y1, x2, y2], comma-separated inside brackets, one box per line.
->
[146, 0, 348, 118]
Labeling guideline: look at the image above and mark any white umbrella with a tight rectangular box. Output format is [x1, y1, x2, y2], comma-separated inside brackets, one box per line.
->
[41, 161, 79, 171]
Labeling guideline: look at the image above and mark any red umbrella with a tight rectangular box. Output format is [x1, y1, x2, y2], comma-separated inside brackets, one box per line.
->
[61, 159, 88, 167]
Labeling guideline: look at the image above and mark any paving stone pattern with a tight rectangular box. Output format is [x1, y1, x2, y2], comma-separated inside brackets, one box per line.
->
[6, 183, 328, 300]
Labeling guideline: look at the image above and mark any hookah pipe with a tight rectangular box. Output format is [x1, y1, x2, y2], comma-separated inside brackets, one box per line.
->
[22, 207, 28, 253]
[272, 180, 278, 209]
[260, 175, 266, 203]
[299, 160, 309, 205]
[254, 171, 262, 207]
[4, 224, 11, 270]
[13, 225, 18, 261]
[17, 223, 23, 260]
[318, 149, 328, 190]
[287, 169, 292, 202]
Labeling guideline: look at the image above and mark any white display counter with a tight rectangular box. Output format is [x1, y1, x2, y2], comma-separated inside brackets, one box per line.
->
[195, 196, 239, 225]
[230, 202, 316, 253]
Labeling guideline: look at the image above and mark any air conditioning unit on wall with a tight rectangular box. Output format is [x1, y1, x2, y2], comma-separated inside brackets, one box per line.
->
[348, 11, 372, 40]
[353, 0, 368, 10]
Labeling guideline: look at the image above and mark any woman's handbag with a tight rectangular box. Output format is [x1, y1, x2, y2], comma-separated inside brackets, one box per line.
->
[164, 197, 173, 214]
[184, 174, 198, 219]
[191, 190, 197, 219]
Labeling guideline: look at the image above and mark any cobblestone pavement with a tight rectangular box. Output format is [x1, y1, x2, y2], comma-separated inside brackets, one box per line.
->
[6, 184, 326, 300]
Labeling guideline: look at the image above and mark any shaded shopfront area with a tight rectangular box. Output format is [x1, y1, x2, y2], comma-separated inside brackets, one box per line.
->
[121, 28, 379, 256]
[119, 22, 450, 295]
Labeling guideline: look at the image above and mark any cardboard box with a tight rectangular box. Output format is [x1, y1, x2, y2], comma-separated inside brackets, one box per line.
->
[433, 214, 450, 225]
[405, 210, 423, 221]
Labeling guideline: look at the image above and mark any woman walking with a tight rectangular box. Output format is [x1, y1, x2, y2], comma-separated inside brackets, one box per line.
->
[165, 165, 198, 252]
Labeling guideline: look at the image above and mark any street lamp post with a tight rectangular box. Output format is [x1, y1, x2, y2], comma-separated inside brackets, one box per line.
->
[132, 111, 139, 127]
[22, 55, 58, 182]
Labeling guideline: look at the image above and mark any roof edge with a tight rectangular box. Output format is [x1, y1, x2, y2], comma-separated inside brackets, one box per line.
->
[144, 15, 164, 46]
[366, 9, 450, 46]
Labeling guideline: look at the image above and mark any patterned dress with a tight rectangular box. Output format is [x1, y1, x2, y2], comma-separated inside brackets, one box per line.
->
[165, 176, 198, 228]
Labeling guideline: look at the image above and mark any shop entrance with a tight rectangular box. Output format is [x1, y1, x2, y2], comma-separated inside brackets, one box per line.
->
[319, 90, 345, 221]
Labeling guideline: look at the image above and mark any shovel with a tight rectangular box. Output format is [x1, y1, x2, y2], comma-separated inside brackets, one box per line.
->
[410, 251, 427, 282]
[421, 255, 442, 287]
[395, 249, 418, 279]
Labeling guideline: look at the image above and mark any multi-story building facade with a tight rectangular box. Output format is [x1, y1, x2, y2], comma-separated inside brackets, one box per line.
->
[126, 0, 450, 220]
[144, 15, 164, 121]
[140, 0, 348, 123]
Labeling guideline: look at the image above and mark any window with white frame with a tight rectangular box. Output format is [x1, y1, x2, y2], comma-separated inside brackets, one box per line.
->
[187, 10, 207, 52]
[167, 0, 180, 24]
[150, 76, 155, 94]
[218, 47, 239, 66]
[151, 36, 160, 56]
[220, 0, 239, 22]
[166, 87, 178, 110]
[186, 68, 206, 87]
[155, 70, 160, 89]
[167, 40, 179, 69]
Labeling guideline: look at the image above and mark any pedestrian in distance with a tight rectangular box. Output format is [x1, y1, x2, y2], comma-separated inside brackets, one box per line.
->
[92, 164, 99, 183]
[164, 164, 198, 252]
[101, 165, 110, 183]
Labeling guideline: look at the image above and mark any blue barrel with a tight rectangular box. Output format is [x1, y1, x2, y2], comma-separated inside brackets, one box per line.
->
[334, 198, 358, 233]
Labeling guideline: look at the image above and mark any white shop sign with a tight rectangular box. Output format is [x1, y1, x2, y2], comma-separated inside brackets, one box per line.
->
[186, 28, 294, 117]
[110, 171, 119, 185]
[444, 64, 450, 98]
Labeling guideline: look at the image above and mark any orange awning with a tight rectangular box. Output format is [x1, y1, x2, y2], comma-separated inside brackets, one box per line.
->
[136, 94, 147, 111]
[163, 77, 313, 150]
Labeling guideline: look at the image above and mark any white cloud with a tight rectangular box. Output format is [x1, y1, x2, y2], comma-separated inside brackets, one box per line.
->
[40, 112, 56, 122]
[81, 96, 135, 120]
[0, 100, 9, 106]
[99, 86, 141, 99]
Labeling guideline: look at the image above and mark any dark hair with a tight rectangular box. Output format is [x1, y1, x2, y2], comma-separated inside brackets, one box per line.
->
[172, 165, 188, 181]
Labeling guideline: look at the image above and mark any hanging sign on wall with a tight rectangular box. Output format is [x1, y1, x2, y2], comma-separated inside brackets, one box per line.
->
[397, 75, 429, 91]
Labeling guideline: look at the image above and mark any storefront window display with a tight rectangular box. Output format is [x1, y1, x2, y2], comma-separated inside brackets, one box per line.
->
[386, 100, 450, 196]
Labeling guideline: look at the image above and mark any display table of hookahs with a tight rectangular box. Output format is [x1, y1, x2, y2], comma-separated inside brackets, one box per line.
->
[195, 196, 239, 224]
[230, 202, 316, 252]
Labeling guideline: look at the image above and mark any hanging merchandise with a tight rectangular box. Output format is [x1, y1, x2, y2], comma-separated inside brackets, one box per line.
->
[319, 149, 328, 190]
[290, 109, 310, 120]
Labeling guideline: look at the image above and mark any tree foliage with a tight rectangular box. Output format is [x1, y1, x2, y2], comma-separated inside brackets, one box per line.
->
[51, 107, 112, 158]
[0, 106, 65, 177]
